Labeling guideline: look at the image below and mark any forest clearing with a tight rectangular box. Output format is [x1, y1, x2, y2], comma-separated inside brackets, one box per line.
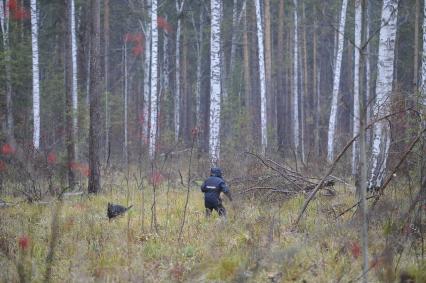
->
[1, 0, 426, 282]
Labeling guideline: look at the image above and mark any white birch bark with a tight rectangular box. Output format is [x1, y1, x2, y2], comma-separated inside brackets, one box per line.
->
[352, 0, 362, 176]
[368, 0, 399, 188]
[366, 0, 372, 143]
[209, 0, 221, 164]
[31, 0, 40, 149]
[255, 0, 267, 154]
[175, 0, 185, 142]
[123, 42, 128, 164]
[0, 0, 13, 140]
[71, 0, 78, 156]
[149, 0, 158, 160]
[327, 0, 348, 162]
[143, 26, 151, 144]
[292, 0, 299, 155]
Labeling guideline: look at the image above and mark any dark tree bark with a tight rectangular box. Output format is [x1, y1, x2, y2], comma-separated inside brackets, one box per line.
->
[88, 0, 102, 194]
[65, 0, 76, 190]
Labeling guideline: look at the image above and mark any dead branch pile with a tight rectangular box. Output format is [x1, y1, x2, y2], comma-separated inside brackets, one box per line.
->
[232, 152, 336, 202]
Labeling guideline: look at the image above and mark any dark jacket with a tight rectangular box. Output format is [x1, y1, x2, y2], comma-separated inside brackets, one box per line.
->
[201, 168, 231, 207]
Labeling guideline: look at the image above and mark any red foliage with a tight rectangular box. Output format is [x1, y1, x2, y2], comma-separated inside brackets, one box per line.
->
[157, 16, 173, 33]
[47, 151, 57, 165]
[0, 160, 6, 172]
[8, 0, 29, 21]
[69, 162, 90, 177]
[1, 143, 15, 155]
[150, 171, 164, 186]
[132, 44, 143, 56]
[349, 241, 361, 259]
[18, 235, 30, 251]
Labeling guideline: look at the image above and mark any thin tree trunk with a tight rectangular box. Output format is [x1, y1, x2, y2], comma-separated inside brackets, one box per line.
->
[229, 0, 239, 74]
[301, 1, 308, 164]
[175, 0, 185, 142]
[368, 0, 399, 189]
[31, 0, 40, 149]
[143, 23, 151, 145]
[313, 15, 320, 158]
[104, 0, 110, 163]
[0, 0, 14, 142]
[88, 0, 102, 194]
[66, 0, 76, 190]
[210, 0, 222, 164]
[359, 2, 368, 281]
[195, 8, 204, 131]
[292, 0, 300, 157]
[414, 0, 420, 92]
[276, 0, 285, 152]
[123, 42, 128, 165]
[264, 0, 274, 133]
[71, 0, 78, 158]
[254, 0, 267, 154]
[352, 0, 362, 176]
[243, 6, 251, 111]
[327, 0, 349, 162]
[149, 0, 158, 160]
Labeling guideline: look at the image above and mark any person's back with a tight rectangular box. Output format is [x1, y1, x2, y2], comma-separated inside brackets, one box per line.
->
[201, 168, 232, 216]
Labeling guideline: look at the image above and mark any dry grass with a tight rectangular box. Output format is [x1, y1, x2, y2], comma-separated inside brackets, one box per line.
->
[0, 175, 425, 282]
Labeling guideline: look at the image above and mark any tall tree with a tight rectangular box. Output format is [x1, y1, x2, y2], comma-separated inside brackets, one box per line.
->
[276, 0, 285, 152]
[0, 0, 14, 142]
[175, 0, 185, 142]
[264, 0, 274, 135]
[142, 9, 151, 145]
[149, 0, 158, 160]
[123, 41, 128, 165]
[292, 0, 300, 157]
[88, 0, 102, 194]
[254, 0, 267, 154]
[327, 0, 348, 162]
[71, 0, 78, 157]
[368, 0, 399, 189]
[31, 0, 40, 149]
[352, 0, 362, 176]
[66, 0, 76, 190]
[209, 0, 221, 164]
[104, 0, 110, 162]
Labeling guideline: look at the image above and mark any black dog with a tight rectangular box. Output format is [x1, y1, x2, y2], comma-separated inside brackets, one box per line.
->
[107, 203, 133, 220]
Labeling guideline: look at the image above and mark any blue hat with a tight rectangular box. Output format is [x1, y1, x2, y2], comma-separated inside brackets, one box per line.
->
[210, 167, 222, 177]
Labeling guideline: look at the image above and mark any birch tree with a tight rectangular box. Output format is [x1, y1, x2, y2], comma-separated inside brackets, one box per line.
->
[209, 0, 221, 164]
[255, 0, 267, 154]
[175, 0, 185, 142]
[71, 0, 78, 156]
[149, 0, 158, 160]
[327, 0, 348, 162]
[31, 0, 40, 149]
[292, 0, 300, 156]
[66, 0, 77, 189]
[143, 24, 151, 144]
[368, 0, 399, 189]
[0, 0, 14, 141]
[352, 0, 362, 176]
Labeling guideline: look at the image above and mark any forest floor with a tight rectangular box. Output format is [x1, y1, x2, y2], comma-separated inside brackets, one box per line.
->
[0, 175, 425, 282]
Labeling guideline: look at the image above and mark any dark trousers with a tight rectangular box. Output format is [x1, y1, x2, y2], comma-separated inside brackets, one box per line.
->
[205, 202, 226, 217]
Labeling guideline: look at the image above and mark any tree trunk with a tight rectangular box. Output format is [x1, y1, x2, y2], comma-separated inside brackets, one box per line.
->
[104, 0, 110, 163]
[149, 0, 158, 160]
[31, 0, 40, 149]
[254, 0, 267, 154]
[143, 21, 151, 146]
[292, 0, 300, 158]
[195, 7, 204, 132]
[368, 0, 399, 189]
[88, 0, 102, 194]
[276, 0, 285, 152]
[264, 0, 274, 134]
[0, 0, 14, 142]
[123, 42, 128, 165]
[327, 0, 348, 162]
[66, 0, 76, 190]
[209, 0, 222, 164]
[175, 0, 185, 142]
[71, 0, 78, 158]
[313, 15, 320, 158]
[352, 0, 362, 176]
[414, 0, 420, 92]
[301, 2, 308, 164]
